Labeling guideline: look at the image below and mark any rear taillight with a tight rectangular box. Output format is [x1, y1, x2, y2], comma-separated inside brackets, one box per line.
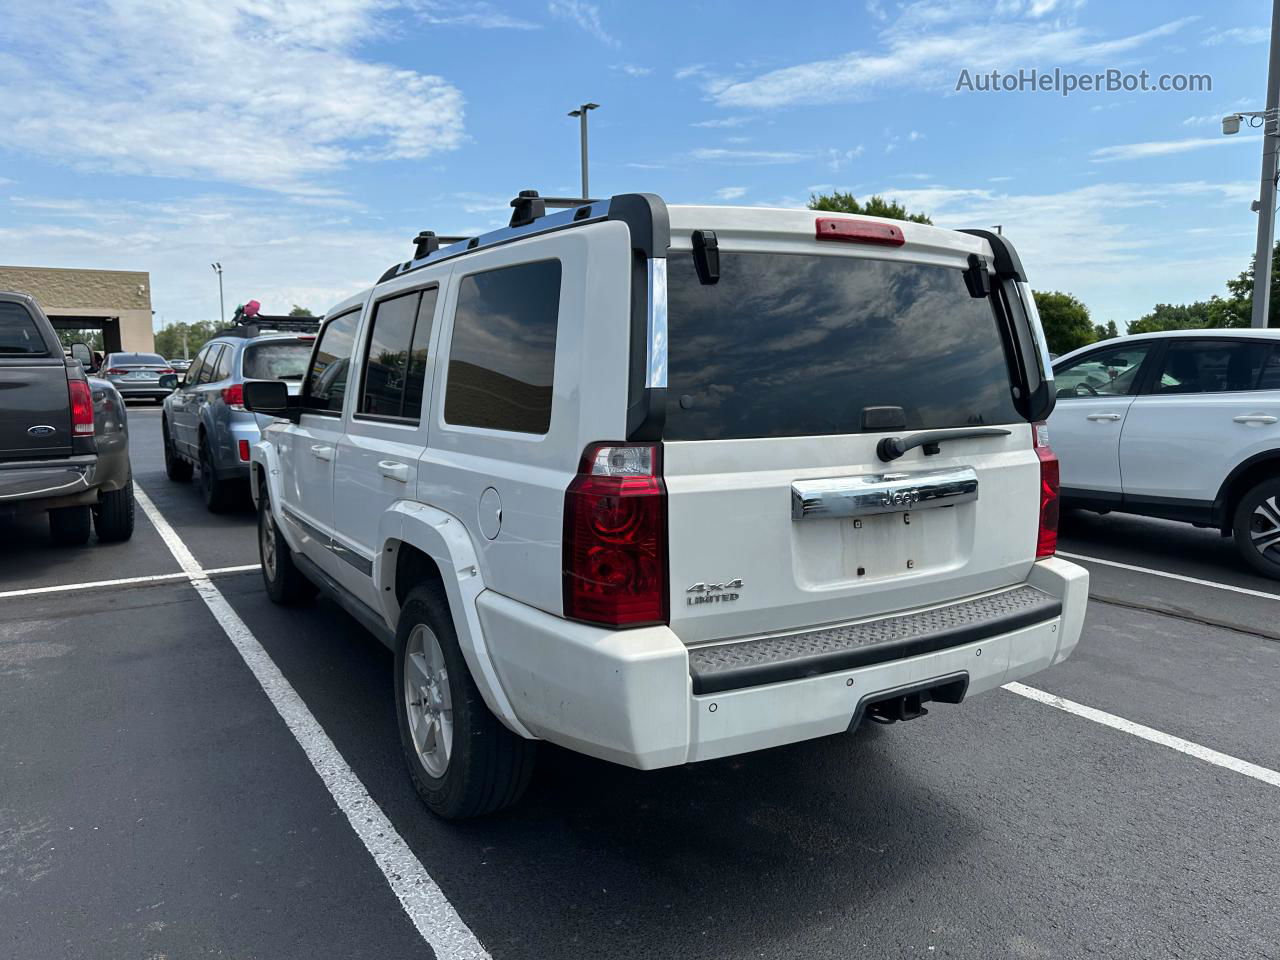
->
[563, 443, 668, 627]
[69, 380, 94, 435]
[238, 439, 251, 461]
[158, 368, 175, 375]
[815, 217, 906, 246]
[1034, 421, 1059, 559]
[222, 383, 245, 409]
[105, 368, 126, 376]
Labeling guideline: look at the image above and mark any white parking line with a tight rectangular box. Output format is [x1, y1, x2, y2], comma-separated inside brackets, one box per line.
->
[1004, 682, 1280, 789]
[1058, 550, 1280, 602]
[0, 564, 260, 600]
[132, 484, 490, 960]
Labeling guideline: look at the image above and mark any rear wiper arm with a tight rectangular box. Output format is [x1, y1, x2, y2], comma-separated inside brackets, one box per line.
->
[877, 427, 1011, 463]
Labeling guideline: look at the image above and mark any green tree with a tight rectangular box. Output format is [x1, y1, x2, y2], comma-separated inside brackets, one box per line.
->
[56, 328, 103, 351]
[288, 304, 314, 317]
[807, 191, 932, 224]
[1033, 290, 1096, 355]
[1222, 240, 1280, 327]
[154, 320, 220, 360]
[1092, 320, 1119, 341]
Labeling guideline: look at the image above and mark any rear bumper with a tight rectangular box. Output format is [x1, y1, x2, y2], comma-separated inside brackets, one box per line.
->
[209, 415, 260, 477]
[0, 454, 98, 510]
[479, 556, 1088, 769]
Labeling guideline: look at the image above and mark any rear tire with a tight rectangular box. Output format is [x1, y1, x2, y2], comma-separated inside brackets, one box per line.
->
[49, 505, 92, 545]
[1232, 477, 1280, 579]
[94, 479, 135, 542]
[199, 435, 235, 513]
[163, 420, 193, 482]
[258, 492, 316, 605]
[395, 583, 536, 819]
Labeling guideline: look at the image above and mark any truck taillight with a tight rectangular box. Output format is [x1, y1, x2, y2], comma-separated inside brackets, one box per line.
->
[69, 379, 94, 435]
[563, 443, 668, 627]
[222, 383, 245, 409]
[1034, 421, 1059, 559]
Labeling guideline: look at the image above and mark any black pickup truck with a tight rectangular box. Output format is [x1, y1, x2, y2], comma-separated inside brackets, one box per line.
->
[0, 291, 134, 544]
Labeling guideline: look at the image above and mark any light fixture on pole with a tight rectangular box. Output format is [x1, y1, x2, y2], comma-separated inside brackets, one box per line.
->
[567, 102, 599, 199]
[210, 262, 225, 323]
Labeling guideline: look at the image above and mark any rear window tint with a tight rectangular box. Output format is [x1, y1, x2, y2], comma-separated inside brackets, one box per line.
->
[244, 340, 312, 381]
[112, 353, 165, 365]
[0, 302, 48, 356]
[664, 252, 1021, 441]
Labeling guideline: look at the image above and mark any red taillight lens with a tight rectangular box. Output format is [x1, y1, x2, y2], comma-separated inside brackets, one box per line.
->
[158, 368, 175, 375]
[815, 217, 906, 246]
[238, 439, 251, 461]
[1034, 421, 1059, 559]
[68, 379, 94, 435]
[563, 444, 668, 627]
[105, 368, 126, 376]
[222, 383, 244, 408]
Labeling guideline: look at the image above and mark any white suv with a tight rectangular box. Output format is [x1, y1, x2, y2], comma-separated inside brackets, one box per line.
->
[1050, 328, 1280, 577]
[244, 191, 1088, 818]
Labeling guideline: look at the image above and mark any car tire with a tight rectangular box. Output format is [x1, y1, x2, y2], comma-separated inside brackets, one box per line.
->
[1232, 478, 1280, 579]
[258, 493, 316, 605]
[394, 583, 536, 819]
[49, 505, 92, 545]
[163, 419, 193, 482]
[199, 435, 235, 513]
[94, 479, 135, 542]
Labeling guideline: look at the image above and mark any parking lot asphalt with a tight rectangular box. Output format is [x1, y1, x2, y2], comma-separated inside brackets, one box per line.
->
[2, 403, 1278, 960]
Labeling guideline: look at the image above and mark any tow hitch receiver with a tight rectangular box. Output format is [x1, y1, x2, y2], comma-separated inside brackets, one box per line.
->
[866, 692, 929, 725]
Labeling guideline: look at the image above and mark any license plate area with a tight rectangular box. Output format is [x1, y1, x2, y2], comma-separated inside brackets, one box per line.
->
[126, 371, 154, 380]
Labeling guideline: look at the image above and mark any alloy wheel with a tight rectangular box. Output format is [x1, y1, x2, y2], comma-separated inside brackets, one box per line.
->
[403, 624, 453, 779]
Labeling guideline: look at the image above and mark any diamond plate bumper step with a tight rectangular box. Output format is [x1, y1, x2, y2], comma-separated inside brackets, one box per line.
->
[688, 585, 1062, 695]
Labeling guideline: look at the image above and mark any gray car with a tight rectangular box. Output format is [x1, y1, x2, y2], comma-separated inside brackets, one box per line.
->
[161, 320, 316, 511]
[100, 351, 175, 402]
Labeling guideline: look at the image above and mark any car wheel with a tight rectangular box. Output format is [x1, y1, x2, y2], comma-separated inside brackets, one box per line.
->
[394, 583, 536, 819]
[199, 435, 235, 513]
[258, 492, 316, 605]
[163, 419, 193, 482]
[49, 505, 92, 546]
[1233, 478, 1280, 579]
[94, 479, 135, 542]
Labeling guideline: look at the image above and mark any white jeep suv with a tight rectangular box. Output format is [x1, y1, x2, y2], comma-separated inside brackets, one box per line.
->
[245, 191, 1088, 819]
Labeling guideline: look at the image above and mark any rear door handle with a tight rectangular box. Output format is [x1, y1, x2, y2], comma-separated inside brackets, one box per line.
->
[1234, 414, 1278, 425]
[310, 444, 333, 462]
[1086, 413, 1123, 422]
[378, 460, 410, 483]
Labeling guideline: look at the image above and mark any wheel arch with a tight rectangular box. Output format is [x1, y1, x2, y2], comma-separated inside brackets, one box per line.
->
[1215, 450, 1280, 531]
[380, 503, 533, 739]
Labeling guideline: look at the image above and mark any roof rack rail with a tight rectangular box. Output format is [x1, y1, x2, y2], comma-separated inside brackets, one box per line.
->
[509, 189, 601, 227]
[412, 231, 470, 260]
[213, 316, 322, 339]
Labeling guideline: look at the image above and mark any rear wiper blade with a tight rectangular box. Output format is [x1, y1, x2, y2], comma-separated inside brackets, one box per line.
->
[877, 427, 1011, 463]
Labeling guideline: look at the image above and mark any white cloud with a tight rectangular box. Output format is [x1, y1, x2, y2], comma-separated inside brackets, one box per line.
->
[988, 176, 1014, 182]
[865, 0, 887, 22]
[547, 0, 617, 46]
[690, 148, 809, 165]
[1204, 26, 1268, 46]
[714, 187, 748, 201]
[675, 64, 708, 80]
[826, 146, 866, 170]
[908, 130, 925, 142]
[0, 1, 465, 196]
[1181, 114, 1219, 126]
[613, 63, 653, 77]
[691, 116, 750, 128]
[1091, 135, 1257, 162]
[412, 1, 540, 29]
[711, 5, 1196, 107]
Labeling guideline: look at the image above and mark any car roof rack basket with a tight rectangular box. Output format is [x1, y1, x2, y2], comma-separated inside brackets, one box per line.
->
[214, 316, 322, 339]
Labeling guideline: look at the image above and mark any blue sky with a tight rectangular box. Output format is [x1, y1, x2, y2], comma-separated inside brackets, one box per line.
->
[0, 0, 1272, 330]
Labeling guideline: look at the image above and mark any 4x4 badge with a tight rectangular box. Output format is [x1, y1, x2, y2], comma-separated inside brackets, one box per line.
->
[685, 579, 743, 606]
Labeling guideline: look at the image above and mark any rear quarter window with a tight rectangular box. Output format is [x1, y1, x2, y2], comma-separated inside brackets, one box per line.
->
[664, 252, 1022, 441]
[0, 302, 50, 356]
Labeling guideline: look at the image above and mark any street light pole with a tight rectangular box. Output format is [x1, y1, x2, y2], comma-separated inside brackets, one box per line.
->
[211, 262, 225, 324]
[1251, 0, 1280, 328]
[567, 102, 599, 198]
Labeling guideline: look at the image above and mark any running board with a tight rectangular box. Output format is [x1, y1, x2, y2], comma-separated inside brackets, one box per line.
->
[293, 553, 396, 649]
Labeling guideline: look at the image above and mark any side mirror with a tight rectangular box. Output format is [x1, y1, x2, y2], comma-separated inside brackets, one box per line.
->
[70, 342, 94, 371]
[243, 379, 296, 419]
[158, 373, 179, 390]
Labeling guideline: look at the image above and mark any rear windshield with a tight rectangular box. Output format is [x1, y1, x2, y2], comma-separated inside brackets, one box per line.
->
[113, 353, 165, 365]
[243, 339, 312, 381]
[0, 302, 50, 356]
[664, 252, 1021, 441]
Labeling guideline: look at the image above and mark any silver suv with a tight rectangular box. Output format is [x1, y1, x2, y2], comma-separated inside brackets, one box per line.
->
[161, 319, 317, 511]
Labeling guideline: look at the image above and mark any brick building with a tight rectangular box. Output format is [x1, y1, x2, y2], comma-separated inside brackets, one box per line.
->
[0, 265, 154, 353]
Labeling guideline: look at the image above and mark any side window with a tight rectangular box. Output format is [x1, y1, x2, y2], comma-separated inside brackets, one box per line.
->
[196, 345, 223, 385]
[184, 346, 209, 384]
[444, 259, 561, 434]
[1054, 344, 1151, 398]
[359, 291, 419, 419]
[403, 288, 439, 420]
[1153, 339, 1270, 395]
[212, 343, 234, 382]
[303, 310, 360, 414]
[1258, 347, 1280, 390]
[0, 302, 50, 356]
